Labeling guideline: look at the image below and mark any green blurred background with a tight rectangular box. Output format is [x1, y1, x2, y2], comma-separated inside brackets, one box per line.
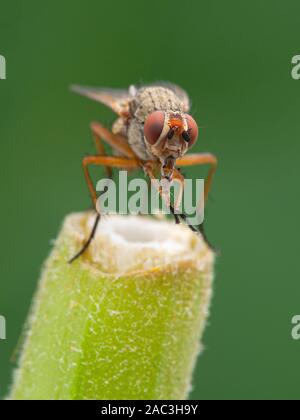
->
[0, 0, 299, 400]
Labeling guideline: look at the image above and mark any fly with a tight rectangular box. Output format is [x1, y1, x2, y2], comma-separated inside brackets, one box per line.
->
[69, 82, 217, 263]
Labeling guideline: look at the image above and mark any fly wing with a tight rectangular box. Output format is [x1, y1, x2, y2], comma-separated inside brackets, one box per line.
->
[70, 85, 135, 116]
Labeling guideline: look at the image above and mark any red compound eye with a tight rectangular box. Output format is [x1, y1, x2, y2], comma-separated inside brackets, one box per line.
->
[144, 111, 165, 145]
[185, 114, 199, 148]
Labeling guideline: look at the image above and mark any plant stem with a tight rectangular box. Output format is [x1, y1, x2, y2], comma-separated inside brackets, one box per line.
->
[10, 213, 215, 400]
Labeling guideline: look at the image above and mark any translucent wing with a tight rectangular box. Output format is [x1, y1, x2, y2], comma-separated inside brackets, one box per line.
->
[70, 85, 135, 115]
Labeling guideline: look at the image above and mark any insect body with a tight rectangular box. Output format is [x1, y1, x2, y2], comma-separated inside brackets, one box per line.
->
[69, 82, 217, 263]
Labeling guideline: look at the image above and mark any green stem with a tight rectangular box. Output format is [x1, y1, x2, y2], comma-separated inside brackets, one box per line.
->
[9, 213, 214, 400]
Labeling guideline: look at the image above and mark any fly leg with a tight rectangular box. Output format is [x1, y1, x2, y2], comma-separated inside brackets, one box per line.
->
[90, 121, 137, 177]
[69, 155, 139, 263]
[176, 152, 218, 250]
[176, 152, 217, 203]
[143, 162, 182, 225]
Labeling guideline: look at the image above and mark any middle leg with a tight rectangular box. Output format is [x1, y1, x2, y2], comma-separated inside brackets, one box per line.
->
[69, 155, 140, 263]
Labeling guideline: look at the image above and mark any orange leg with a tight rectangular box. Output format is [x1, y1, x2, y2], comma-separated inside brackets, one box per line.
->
[83, 155, 139, 206]
[91, 122, 136, 157]
[90, 122, 137, 178]
[143, 162, 182, 225]
[176, 153, 217, 203]
[69, 155, 140, 263]
[176, 153, 218, 250]
[144, 162, 204, 232]
[90, 123, 112, 178]
[171, 168, 185, 212]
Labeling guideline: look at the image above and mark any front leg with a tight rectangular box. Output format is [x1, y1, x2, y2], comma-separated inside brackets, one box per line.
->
[176, 152, 218, 251]
[143, 162, 181, 225]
